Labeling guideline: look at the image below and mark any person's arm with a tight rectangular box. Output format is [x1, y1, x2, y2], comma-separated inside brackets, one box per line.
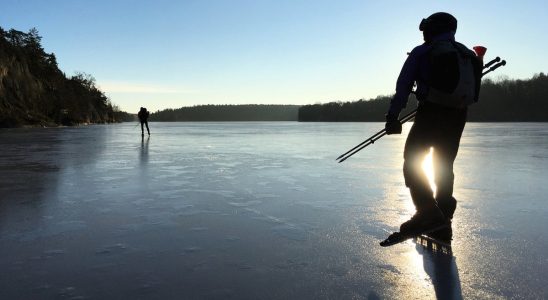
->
[387, 49, 421, 118]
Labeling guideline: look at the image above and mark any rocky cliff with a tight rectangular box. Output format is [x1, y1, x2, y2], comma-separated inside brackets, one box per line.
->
[0, 27, 125, 127]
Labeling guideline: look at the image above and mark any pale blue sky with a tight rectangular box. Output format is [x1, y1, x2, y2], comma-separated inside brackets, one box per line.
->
[2, 0, 547, 112]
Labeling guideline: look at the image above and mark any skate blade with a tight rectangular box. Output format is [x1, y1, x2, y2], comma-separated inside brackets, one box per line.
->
[416, 235, 453, 255]
[380, 222, 450, 247]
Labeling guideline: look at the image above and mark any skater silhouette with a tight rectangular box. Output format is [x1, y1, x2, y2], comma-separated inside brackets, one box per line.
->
[138, 107, 151, 137]
[383, 12, 483, 242]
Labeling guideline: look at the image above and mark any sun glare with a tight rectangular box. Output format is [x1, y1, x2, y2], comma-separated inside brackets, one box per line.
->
[422, 147, 436, 196]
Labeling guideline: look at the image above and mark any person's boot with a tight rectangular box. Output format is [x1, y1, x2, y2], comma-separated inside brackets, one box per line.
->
[400, 204, 446, 235]
[427, 222, 453, 243]
[437, 196, 457, 220]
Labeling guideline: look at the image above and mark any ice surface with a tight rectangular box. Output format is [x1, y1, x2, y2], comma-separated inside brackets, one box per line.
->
[1, 122, 547, 299]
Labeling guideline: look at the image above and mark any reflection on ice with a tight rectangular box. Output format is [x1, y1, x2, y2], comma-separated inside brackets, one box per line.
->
[417, 245, 462, 300]
[0, 122, 547, 298]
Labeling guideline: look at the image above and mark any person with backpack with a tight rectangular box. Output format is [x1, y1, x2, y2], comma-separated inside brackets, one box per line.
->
[138, 107, 151, 137]
[384, 12, 482, 241]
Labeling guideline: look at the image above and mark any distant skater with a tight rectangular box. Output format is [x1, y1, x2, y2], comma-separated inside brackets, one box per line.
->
[384, 12, 482, 241]
[138, 107, 150, 137]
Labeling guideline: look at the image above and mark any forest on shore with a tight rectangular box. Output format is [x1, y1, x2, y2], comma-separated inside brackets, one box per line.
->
[298, 73, 548, 122]
[150, 104, 299, 121]
[150, 73, 548, 122]
[0, 27, 132, 127]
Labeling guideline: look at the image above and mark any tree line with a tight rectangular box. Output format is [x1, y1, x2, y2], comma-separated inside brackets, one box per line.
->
[298, 73, 548, 122]
[150, 104, 300, 121]
[3, 25, 546, 126]
[0, 26, 131, 127]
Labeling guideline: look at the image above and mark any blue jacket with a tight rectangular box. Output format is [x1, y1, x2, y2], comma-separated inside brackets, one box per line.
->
[387, 32, 456, 117]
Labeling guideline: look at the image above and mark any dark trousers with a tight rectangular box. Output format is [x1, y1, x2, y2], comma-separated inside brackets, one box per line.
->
[403, 102, 467, 210]
[141, 121, 150, 135]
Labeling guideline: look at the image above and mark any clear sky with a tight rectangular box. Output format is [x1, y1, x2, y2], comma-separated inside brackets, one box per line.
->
[2, 0, 547, 113]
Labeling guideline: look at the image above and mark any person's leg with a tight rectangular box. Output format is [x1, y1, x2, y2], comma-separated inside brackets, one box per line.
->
[432, 108, 467, 220]
[145, 121, 150, 135]
[403, 138, 434, 210]
[140, 122, 144, 135]
[400, 105, 445, 233]
[403, 107, 437, 210]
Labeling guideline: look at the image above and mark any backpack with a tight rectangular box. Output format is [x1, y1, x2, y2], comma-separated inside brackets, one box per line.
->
[138, 109, 149, 121]
[425, 40, 482, 108]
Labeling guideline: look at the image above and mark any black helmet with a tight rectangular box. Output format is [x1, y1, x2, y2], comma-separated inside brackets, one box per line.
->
[419, 12, 457, 35]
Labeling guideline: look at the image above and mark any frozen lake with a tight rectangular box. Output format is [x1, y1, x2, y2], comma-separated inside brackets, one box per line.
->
[1, 122, 547, 299]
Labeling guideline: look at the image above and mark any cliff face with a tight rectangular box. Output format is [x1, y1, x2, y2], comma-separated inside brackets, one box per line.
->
[0, 27, 119, 127]
[0, 51, 48, 126]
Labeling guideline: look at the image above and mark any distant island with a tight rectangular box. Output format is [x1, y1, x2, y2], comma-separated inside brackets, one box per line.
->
[148, 74, 548, 122]
[150, 104, 299, 121]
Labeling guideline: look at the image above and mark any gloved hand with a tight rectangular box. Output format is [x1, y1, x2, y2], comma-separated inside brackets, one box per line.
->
[385, 113, 402, 135]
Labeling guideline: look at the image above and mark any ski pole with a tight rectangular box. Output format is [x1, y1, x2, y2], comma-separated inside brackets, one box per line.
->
[337, 56, 506, 163]
[482, 60, 506, 76]
[483, 56, 500, 69]
[335, 128, 389, 161]
[337, 110, 416, 163]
